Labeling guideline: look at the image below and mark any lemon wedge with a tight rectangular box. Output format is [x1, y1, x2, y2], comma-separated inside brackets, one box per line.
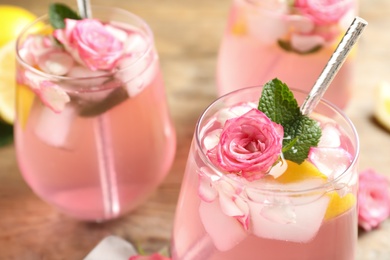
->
[272, 160, 355, 220]
[275, 160, 327, 183]
[0, 5, 37, 47]
[374, 81, 390, 132]
[0, 5, 37, 124]
[324, 192, 356, 220]
[0, 40, 17, 124]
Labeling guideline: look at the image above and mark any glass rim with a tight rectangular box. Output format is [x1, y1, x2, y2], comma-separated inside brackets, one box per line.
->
[195, 85, 360, 194]
[15, 5, 155, 81]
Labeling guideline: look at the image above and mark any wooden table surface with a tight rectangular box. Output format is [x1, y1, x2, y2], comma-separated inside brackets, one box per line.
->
[1, 0, 390, 259]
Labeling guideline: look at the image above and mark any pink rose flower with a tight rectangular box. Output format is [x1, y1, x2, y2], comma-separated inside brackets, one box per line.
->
[207, 109, 284, 181]
[129, 253, 171, 260]
[358, 169, 390, 231]
[294, 0, 353, 25]
[54, 18, 124, 71]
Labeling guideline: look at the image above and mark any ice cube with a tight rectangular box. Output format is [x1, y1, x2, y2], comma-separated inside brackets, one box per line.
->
[104, 24, 129, 43]
[308, 147, 352, 178]
[124, 32, 148, 54]
[199, 200, 247, 252]
[203, 129, 221, 150]
[67, 66, 109, 86]
[83, 235, 137, 260]
[318, 122, 341, 147]
[216, 103, 256, 124]
[66, 66, 129, 117]
[290, 34, 325, 53]
[117, 55, 157, 97]
[34, 104, 76, 148]
[37, 50, 74, 76]
[260, 200, 297, 224]
[249, 194, 330, 243]
[75, 86, 129, 117]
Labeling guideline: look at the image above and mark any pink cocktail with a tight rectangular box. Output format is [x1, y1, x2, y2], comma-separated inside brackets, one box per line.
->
[14, 5, 176, 221]
[171, 83, 359, 259]
[217, 0, 357, 109]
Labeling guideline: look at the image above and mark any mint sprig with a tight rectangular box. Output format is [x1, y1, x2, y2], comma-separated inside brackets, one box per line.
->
[49, 3, 81, 29]
[258, 78, 322, 164]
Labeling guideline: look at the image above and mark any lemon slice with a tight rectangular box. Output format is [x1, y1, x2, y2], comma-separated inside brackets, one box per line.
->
[0, 5, 37, 47]
[0, 40, 17, 124]
[271, 160, 355, 220]
[275, 160, 327, 183]
[324, 192, 356, 220]
[0, 5, 37, 124]
[374, 81, 390, 131]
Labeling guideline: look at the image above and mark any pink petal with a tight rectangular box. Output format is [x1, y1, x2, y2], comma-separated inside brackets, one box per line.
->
[199, 200, 247, 251]
[198, 169, 218, 202]
[39, 81, 70, 113]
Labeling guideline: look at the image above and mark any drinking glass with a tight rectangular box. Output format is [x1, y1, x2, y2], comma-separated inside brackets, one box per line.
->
[217, 0, 358, 109]
[171, 86, 359, 259]
[14, 6, 176, 221]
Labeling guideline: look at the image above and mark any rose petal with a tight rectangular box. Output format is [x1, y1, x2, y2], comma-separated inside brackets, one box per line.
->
[199, 200, 247, 251]
[198, 169, 218, 202]
[39, 81, 70, 113]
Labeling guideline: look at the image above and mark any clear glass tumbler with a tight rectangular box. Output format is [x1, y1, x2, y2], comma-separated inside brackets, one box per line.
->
[171, 86, 359, 259]
[14, 6, 176, 221]
[217, 0, 358, 109]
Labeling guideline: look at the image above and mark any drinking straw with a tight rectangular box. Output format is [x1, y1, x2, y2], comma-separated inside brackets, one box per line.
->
[300, 17, 368, 115]
[77, 0, 92, 18]
[77, 0, 119, 219]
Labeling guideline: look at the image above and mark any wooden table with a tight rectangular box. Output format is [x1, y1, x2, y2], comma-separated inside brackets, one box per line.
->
[1, 0, 390, 259]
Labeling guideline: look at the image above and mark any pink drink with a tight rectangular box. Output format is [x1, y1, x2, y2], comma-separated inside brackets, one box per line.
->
[171, 86, 359, 259]
[217, 0, 357, 109]
[15, 6, 176, 221]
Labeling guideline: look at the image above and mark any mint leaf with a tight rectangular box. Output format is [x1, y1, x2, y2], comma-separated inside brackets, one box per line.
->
[258, 78, 322, 164]
[283, 116, 321, 164]
[49, 3, 81, 29]
[258, 78, 300, 125]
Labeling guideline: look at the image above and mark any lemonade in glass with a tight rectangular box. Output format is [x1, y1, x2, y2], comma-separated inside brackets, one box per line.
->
[171, 79, 358, 259]
[217, 0, 358, 109]
[14, 4, 176, 221]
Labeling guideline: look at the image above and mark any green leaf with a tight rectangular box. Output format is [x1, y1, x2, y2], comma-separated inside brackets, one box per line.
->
[258, 78, 300, 125]
[49, 3, 81, 29]
[258, 78, 322, 164]
[0, 121, 13, 147]
[283, 116, 322, 164]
